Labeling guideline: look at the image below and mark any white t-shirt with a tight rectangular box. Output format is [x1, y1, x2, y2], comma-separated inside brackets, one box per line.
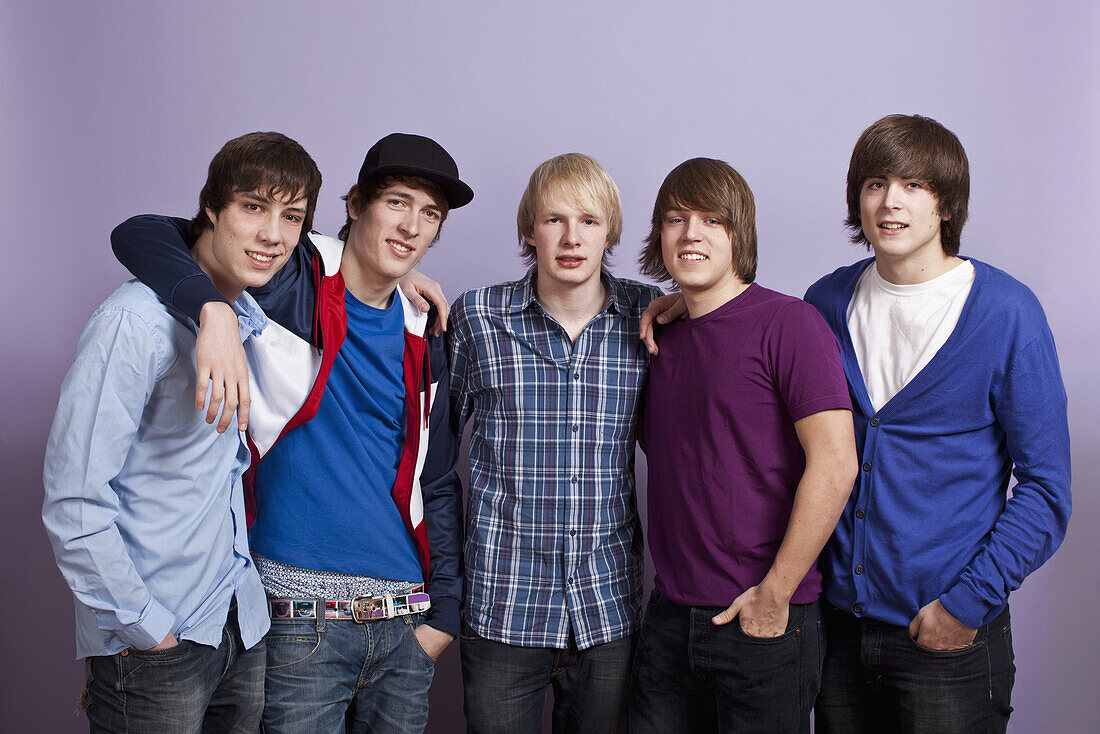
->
[847, 259, 975, 412]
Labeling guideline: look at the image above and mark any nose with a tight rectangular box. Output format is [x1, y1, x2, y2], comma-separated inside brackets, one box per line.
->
[883, 182, 904, 210]
[683, 216, 702, 240]
[398, 208, 420, 237]
[258, 213, 282, 245]
[563, 219, 581, 246]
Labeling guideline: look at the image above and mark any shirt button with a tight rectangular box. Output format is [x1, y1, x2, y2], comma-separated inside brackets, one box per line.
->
[573, 373, 580, 380]
[571, 476, 578, 484]
[568, 576, 574, 584]
[570, 529, 577, 536]
[572, 425, 578, 433]
[869, 418, 879, 427]
[855, 565, 864, 575]
[855, 509, 865, 519]
[862, 462, 871, 472]
[853, 603, 863, 614]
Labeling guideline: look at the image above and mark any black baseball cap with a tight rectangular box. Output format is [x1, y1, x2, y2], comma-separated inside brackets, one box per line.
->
[357, 133, 474, 209]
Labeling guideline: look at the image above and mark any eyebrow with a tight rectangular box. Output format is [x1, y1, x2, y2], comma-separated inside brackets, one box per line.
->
[385, 189, 441, 212]
[665, 208, 719, 217]
[242, 191, 308, 212]
[543, 208, 601, 219]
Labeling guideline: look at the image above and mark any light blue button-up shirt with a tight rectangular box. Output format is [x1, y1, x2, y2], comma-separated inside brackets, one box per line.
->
[43, 280, 270, 659]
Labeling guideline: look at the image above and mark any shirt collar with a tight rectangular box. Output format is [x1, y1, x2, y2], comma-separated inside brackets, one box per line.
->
[508, 266, 627, 315]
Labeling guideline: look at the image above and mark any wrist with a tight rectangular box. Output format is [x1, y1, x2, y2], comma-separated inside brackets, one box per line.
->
[757, 574, 795, 606]
[198, 300, 236, 328]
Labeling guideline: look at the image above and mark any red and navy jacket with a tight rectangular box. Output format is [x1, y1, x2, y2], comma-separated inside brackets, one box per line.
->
[111, 216, 464, 637]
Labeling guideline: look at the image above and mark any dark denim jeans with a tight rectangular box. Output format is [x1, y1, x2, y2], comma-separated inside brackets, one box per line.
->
[815, 603, 1015, 734]
[630, 589, 824, 734]
[261, 612, 436, 733]
[460, 620, 635, 734]
[83, 605, 265, 733]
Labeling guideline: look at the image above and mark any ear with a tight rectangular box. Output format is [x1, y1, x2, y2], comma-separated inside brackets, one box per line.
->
[205, 207, 219, 226]
[346, 185, 360, 221]
[940, 211, 952, 222]
[522, 230, 534, 247]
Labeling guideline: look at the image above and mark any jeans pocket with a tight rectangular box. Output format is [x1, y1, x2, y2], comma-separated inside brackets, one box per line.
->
[730, 603, 807, 643]
[732, 621, 799, 644]
[406, 623, 440, 665]
[265, 623, 322, 671]
[905, 630, 985, 656]
[127, 638, 194, 661]
[459, 618, 484, 643]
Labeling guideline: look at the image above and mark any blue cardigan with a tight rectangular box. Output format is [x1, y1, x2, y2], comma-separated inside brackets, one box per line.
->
[805, 257, 1071, 628]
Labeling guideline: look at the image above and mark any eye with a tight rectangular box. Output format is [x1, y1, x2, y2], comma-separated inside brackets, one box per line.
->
[423, 209, 439, 221]
[284, 213, 303, 224]
[583, 218, 598, 226]
[546, 217, 560, 224]
[388, 198, 407, 208]
[704, 218, 721, 226]
[245, 202, 264, 212]
[865, 181, 884, 191]
[666, 216, 683, 225]
[906, 181, 924, 190]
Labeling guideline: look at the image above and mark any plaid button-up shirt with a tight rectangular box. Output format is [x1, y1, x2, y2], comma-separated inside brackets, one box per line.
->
[449, 269, 661, 649]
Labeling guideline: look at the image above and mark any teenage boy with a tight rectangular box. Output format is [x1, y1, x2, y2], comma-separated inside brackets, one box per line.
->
[629, 158, 858, 733]
[804, 114, 1071, 733]
[448, 153, 660, 733]
[110, 133, 472, 733]
[43, 132, 321, 732]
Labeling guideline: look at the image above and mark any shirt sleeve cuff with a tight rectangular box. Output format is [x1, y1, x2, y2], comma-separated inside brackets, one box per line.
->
[424, 597, 460, 638]
[939, 583, 994, 629]
[108, 599, 177, 651]
[172, 274, 231, 324]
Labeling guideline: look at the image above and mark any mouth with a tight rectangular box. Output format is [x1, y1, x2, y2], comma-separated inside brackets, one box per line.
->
[246, 250, 279, 265]
[557, 255, 586, 268]
[678, 251, 708, 261]
[878, 222, 908, 232]
[388, 239, 414, 256]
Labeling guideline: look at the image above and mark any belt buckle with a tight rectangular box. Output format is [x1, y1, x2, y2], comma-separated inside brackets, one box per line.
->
[351, 593, 395, 623]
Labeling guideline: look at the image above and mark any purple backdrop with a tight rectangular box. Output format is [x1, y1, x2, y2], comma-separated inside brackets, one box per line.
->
[3, 3, 1096, 732]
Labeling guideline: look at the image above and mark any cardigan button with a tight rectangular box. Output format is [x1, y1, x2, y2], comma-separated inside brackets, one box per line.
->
[853, 603, 863, 614]
[855, 509, 865, 519]
[855, 565, 864, 575]
[862, 462, 871, 472]
[870, 418, 879, 427]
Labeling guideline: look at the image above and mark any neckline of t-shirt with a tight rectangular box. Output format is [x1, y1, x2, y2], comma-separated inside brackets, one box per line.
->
[683, 282, 761, 326]
[345, 287, 401, 318]
[867, 258, 974, 298]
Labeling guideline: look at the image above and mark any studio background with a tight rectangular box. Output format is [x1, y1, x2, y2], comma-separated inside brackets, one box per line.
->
[3, 2, 1096, 731]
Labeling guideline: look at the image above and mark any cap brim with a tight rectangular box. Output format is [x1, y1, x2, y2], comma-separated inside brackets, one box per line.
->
[363, 165, 474, 209]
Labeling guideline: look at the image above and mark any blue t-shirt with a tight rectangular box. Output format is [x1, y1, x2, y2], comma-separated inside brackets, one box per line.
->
[250, 289, 423, 582]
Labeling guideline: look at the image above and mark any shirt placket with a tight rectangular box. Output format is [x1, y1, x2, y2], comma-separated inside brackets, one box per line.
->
[851, 415, 880, 617]
[562, 313, 607, 644]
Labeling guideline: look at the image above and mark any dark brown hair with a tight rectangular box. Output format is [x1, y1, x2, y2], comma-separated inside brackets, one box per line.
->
[338, 174, 450, 243]
[640, 158, 757, 284]
[192, 132, 321, 236]
[846, 114, 969, 256]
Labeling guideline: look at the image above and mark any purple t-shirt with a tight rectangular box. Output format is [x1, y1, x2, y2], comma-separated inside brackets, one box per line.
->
[644, 283, 851, 607]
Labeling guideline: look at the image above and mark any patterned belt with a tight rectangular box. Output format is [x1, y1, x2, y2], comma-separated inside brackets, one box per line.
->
[268, 589, 430, 623]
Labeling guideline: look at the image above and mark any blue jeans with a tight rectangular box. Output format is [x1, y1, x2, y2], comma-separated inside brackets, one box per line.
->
[460, 620, 635, 734]
[262, 612, 436, 733]
[815, 603, 1015, 734]
[630, 589, 824, 734]
[83, 604, 265, 733]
